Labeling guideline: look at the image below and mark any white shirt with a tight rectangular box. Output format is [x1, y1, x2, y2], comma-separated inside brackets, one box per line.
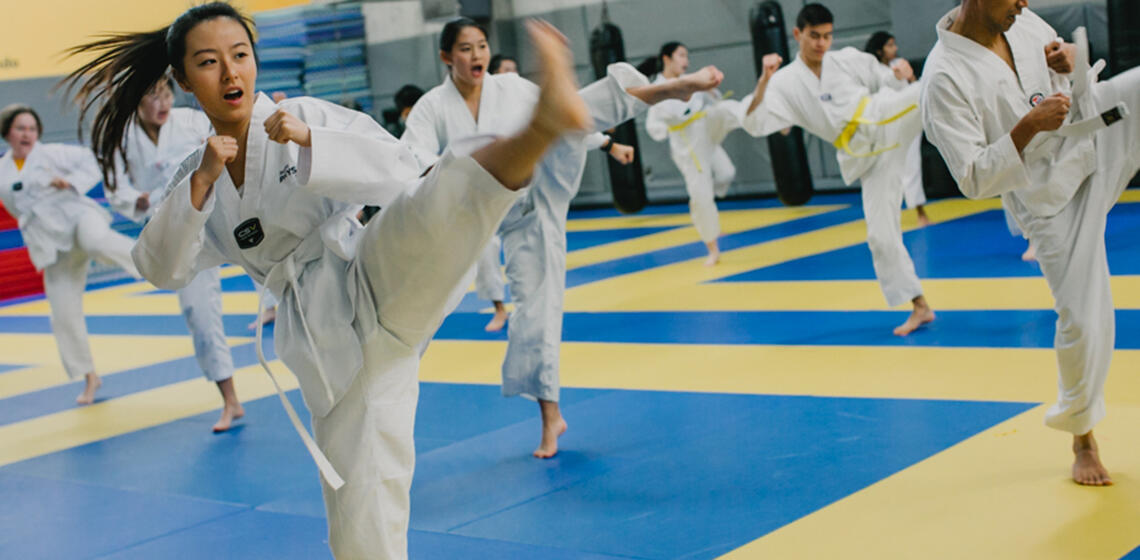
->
[920, 7, 1096, 217]
[646, 74, 730, 163]
[0, 142, 109, 270]
[133, 93, 421, 417]
[742, 47, 912, 184]
[111, 107, 213, 221]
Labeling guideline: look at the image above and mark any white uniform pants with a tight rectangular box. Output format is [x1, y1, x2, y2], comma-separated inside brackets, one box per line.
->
[676, 145, 736, 243]
[176, 267, 234, 382]
[43, 210, 139, 379]
[474, 234, 505, 302]
[1008, 67, 1140, 435]
[860, 112, 925, 308]
[902, 135, 927, 209]
[495, 70, 648, 404]
[311, 151, 520, 560]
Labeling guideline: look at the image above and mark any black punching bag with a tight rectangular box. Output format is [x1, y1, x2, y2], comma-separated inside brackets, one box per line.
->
[590, 16, 648, 214]
[750, 1, 813, 206]
[1107, 0, 1140, 77]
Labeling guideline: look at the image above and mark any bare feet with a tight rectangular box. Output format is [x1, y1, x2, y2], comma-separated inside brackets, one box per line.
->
[528, 20, 591, 136]
[1072, 432, 1113, 486]
[213, 402, 246, 433]
[484, 302, 509, 332]
[247, 306, 276, 331]
[893, 296, 935, 336]
[704, 240, 720, 267]
[916, 206, 931, 228]
[1021, 243, 1037, 262]
[76, 372, 101, 405]
[212, 377, 245, 432]
[533, 399, 567, 459]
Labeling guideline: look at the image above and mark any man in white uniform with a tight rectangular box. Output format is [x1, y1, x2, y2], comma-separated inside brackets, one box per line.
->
[921, 0, 1140, 486]
[741, 3, 935, 336]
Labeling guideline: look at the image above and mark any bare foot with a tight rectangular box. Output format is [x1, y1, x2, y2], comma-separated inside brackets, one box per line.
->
[528, 20, 591, 136]
[893, 297, 935, 336]
[1072, 432, 1113, 486]
[704, 241, 720, 267]
[76, 373, 101, 405]
[213, 401, 246, 433]
[533, 400, 567, 459]
[916, 207, 931, 228]
[484, 307, 509, 332]
[247, 306, 276, 331]
[1021, 243, 1037, 262]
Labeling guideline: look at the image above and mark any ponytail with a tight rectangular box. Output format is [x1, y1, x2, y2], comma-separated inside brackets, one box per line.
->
[61, 2, 257, 192]
[61, 29, 170, 192]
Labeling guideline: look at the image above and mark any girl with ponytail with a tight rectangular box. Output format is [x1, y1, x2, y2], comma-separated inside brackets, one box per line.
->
[401, 17, 725, 461]
[645, 41, 742, 266]
[65, 5, 602, 558]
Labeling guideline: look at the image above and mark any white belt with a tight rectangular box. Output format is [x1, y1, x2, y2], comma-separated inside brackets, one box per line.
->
[256, 250, 345, 490]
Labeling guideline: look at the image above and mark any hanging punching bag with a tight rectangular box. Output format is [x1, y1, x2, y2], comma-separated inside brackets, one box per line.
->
[590, 15, 648, 214]
[750, 1, 814, 206]
[1107, 0, 1140, 77]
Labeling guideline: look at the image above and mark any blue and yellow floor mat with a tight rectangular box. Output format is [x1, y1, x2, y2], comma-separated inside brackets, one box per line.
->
[2, 192, 1139, 559]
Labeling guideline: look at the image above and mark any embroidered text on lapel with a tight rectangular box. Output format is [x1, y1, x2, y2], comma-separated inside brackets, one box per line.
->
[279, 163, 298, 183]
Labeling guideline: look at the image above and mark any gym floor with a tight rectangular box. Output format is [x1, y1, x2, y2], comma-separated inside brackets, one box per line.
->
[2, 192, 1139, 559]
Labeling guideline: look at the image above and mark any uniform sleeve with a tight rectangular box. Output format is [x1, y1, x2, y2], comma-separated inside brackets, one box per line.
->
[107, 153, 148, 222]
[584, 132, 610, 150]
[132, 148, 225, 289]
[921, 73, 1033, 200]
[292, 100, 421, 207]
[645, 102, 674, 142]
[399, 95, 444, 170]
[52, 144, 103, 193]
[740, 75, 799, 137]
[580, 62, 652, 132]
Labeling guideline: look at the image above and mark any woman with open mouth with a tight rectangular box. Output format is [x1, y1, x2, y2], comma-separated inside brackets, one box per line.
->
[401, 17, 726, 461]
[65, 3, 621, 558]
[0, 104, 141, 406]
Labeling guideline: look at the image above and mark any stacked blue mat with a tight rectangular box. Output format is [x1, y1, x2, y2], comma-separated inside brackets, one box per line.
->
[255, 4, 371, 112]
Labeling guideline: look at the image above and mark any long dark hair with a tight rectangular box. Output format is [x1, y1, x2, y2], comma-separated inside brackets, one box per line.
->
[60, 2, 257, 191]
[865, 31, 894, 64]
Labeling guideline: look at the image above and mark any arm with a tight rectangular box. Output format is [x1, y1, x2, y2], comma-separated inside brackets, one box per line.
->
[107, 153, 150, 221]
[921, 76, 1068, 200]
[270, 100, 422, 207]
[132, 149, 223, 289]
[51, 144, 103, 194]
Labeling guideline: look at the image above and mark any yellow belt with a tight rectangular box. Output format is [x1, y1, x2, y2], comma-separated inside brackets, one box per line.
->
[832, 97, 917, 158]
[668, 110, 709, 172]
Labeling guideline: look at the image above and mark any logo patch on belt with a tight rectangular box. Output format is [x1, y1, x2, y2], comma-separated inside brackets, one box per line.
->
[234, 217, 265, 249]
[1029, 93, 1045, 107]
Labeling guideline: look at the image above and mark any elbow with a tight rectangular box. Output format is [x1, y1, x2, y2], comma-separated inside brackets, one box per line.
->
[130, 245, 184, 291]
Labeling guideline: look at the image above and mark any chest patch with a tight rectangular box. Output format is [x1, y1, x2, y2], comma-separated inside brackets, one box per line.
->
[820, 93, 833, 102]
[11, 181, 22, 192]
[234, 217, 265, 249]
[1029, 93, 1045, 107]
